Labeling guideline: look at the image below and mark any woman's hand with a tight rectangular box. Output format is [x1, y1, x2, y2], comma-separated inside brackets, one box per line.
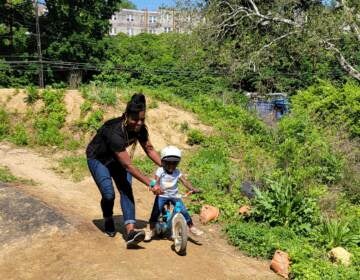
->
[151, 185, 163, 195]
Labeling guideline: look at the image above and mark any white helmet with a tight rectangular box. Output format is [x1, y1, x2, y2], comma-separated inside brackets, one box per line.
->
[161, 146, 181, 162]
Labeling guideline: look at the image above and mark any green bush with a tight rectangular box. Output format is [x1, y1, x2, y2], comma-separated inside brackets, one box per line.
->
[80, 109, 104, 132]
[314, 216, 360, 249]
[24, 86, 40, 104]
[80, 100, 92, 117]
[275, 115, 344, 185]
[291, 80, 360, 139]
[0, 108, 10, 139]
[226, 220, 360, 279]
[81, 84, 117, 106]
[10, 124, 29, 145]
[252, 178, 320, 232]
[33, 89, 67, 146]
[186, 129, 206, 145]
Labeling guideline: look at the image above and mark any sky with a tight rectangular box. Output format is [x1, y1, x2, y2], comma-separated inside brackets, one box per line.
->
[130, 0, 176, 11]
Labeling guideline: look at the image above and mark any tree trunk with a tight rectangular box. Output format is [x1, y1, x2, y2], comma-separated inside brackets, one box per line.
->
[68, 70, 82, 89]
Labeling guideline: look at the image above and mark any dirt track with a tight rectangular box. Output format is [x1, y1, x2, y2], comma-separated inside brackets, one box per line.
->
[0, 89, 278, 279]
[0, 143, 279, 280]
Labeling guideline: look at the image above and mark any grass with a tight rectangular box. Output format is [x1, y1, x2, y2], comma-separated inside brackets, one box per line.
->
[0, 165, 36, 185]
[55, 156, 89, 182]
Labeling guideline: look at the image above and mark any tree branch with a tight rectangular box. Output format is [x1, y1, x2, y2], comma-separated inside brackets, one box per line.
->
[325, 42, 360, 81]
[342, 0, 360, 42]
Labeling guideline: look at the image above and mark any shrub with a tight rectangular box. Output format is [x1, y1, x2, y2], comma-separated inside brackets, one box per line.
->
[0, 108, 10, 139]
[252, 178, 320, 232]
[314, 216, 360, 249]
[24, 86, 40, 104]
[33, 89, 67, 146]
[80, 110, 104, 132]
[10, 124, 29, 145]
[187, 129, 206, 145]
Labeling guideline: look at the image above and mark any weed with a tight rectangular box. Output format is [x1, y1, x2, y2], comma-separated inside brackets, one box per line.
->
[24, 85, 40, 104]
[56, 156, 89, 182]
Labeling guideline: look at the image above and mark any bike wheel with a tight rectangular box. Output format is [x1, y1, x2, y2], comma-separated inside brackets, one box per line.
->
[172, 213, 188, 256]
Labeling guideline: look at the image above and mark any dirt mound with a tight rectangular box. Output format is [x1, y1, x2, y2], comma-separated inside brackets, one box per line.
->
[0, 88, 212, 153]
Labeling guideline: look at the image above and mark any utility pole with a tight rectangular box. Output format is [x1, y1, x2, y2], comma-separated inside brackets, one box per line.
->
[34, 0, 44, 88]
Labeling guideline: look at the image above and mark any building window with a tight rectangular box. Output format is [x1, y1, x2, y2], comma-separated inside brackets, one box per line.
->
[149, 16, 157, 23]
[164, 27, 171, 33]
[112, 15, 117, 21]
[127, 14, 134, 22]
[127, 28, 134, 36]
[149, 29, 156, 34]
[166, 14, 170, 21]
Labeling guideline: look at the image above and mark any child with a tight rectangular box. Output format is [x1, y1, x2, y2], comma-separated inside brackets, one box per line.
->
[145, 145, 203, 241]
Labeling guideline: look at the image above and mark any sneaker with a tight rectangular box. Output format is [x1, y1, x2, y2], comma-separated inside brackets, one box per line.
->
[189, 226, 204, 236]
[104, 217, 116, 237]
[126, 230, 145, 248]
[144, 229, 156, 242]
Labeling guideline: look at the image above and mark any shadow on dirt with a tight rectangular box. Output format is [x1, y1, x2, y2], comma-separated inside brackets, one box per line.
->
[0, 183, 71, 247]
[92, 216, 147, 238]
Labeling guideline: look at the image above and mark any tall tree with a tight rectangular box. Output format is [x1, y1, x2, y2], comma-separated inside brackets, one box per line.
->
[41, 0, 122, 87]
[201, 0, 359, 93]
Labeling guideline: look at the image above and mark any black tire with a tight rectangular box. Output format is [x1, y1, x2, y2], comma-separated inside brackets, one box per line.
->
[172, 213, 188, 255]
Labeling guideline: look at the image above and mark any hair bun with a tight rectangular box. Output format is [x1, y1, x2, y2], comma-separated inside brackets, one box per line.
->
[131, 93, 146, 106]
[126, 93, 146, 115]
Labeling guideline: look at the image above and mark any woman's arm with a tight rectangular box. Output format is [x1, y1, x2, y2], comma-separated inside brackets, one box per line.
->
[115, 150, 162, 194]
[140, 140, 162, 167]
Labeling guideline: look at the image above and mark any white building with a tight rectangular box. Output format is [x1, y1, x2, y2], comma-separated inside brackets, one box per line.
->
[109, 8, 200, 36]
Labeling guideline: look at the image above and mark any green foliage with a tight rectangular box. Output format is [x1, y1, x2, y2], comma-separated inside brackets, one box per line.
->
[314, 217, 360, 249]
[33, 89, 67, 146]
[79, 109, 104, 132]
[56, 156, 88, 182]
[10, 124, 29, 146]
[252, 179, 320, 232]
[133, 157, 155, 176]
[0, 166, 17, 183]
[186, 145, 241, 219]
[81, 84, 118, 106]
[291, 80, 360, 138]
[0, 108, 10, 139]
[24, 86, 40, 104]
[226, 220, 360, 279]
[275, 115, 344, 185]
[80, 100, 92, 117]
[186, 129, 206, 145]
[179, 121, 189, 132]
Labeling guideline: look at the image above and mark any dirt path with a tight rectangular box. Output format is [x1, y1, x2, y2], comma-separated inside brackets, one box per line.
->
[0, 143, 278, 280]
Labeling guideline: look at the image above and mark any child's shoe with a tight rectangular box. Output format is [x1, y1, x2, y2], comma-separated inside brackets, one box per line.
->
[189, 226, 204, 236]
[144, 229, 156, 242]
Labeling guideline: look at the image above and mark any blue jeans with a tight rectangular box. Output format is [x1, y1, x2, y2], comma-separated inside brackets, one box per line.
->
[149, 196, 193, 226]
[87, 158, 136, 225]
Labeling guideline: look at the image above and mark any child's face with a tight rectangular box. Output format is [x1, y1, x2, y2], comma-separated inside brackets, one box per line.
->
[162, 160, 179, 174]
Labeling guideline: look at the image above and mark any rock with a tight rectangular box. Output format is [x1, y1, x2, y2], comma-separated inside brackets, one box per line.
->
[199, 205, 219, 224]
[270, 250, 290, 279]
[329, 247, 352, 266]
[238, 205, 251, 216]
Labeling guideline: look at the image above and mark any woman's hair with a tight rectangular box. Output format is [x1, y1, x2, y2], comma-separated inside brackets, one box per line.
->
[125, 93, 146, 116]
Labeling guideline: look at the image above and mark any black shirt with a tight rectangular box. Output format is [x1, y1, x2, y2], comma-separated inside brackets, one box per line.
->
[86, 117, 148, 165]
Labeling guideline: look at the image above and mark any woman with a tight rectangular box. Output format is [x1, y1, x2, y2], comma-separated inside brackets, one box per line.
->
[86, 93, 162, 248]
